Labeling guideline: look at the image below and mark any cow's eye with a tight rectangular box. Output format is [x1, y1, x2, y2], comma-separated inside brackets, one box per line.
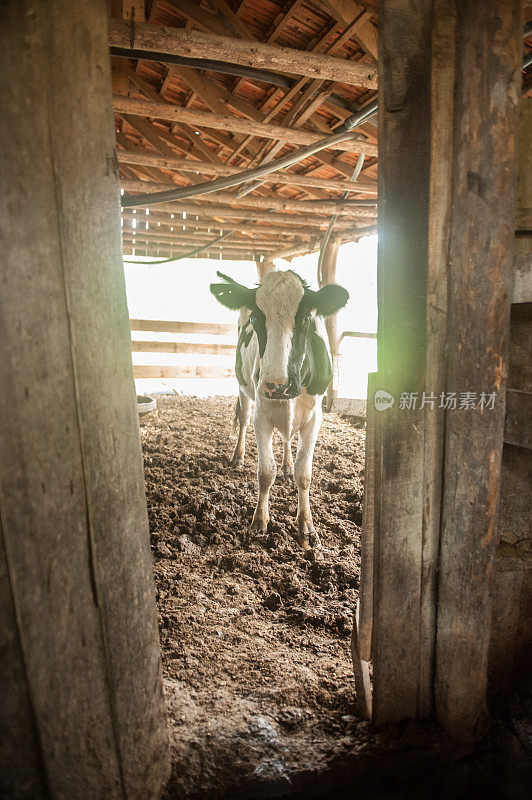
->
[249, 314, 258, 326]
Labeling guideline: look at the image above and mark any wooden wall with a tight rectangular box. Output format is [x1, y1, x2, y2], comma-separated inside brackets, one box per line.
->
[0, 1, 169, 796]
[357, 0, 522, 740]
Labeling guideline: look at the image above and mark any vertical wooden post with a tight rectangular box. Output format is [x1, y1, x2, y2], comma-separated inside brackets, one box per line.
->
[0, 2, 169, 797]
[257, 257, 276, 280]
[319, 240, 340, 410]
[434, 0, 521, 741]
[371, 0, 433, 726]
[365, 0, 520, 735]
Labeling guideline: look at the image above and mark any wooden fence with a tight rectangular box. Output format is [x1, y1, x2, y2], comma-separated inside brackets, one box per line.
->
[130, 318, 237, 380]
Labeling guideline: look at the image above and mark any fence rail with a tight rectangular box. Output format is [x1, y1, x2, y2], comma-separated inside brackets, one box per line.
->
[130, 319, 237, 380]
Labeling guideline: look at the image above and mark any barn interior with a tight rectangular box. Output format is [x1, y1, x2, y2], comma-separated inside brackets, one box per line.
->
[1, 2, 531, 800]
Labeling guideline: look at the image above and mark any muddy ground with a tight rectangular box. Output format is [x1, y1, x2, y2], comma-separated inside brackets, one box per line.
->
[140, 395, 375, 798]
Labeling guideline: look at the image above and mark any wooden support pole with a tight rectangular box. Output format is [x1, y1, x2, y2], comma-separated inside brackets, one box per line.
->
[370, 0, 433, 727]
[319, 239, 340, 410]
[367, 0, 521, 738]
[0, 2, 169, 797]
[108, 20, 378, 88]
[434, 0, 521, 741]
[257, 258, 276, 280]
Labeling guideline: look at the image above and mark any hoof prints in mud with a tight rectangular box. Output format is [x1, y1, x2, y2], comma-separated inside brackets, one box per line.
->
[141, 395, 367, 799]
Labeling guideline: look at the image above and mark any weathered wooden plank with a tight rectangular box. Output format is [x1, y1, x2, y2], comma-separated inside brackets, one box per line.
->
[351, 606, 372, 720]
[516, 98, 532, 230]
[134, 365, 235, 379]
[338, 331, 377, 341]
[120, 177, 378, 216]
[513, 247, 532, 302]
[130, 319, 237, 335]
[357, 372, 377, 661]
[117, 149, 378, 193]
[331, 397, 367, 416]
[108, 20, 379, 88]
[371, 0, 433, 727]
[166, 0, 235, 37]
[0, 527, 45, 798]
[131, 340, 236, 355]
[418, 0, 457, 719]
[122, 232, 280, 251]
[123, 201, 355, 228]
[1, 0, 169, 797]
[504, 389, 532, 449]
[113, 96, 379, 155]
[321, 0, 378, 60]
[434, 0, 521, 741]
[320, 239, 340, 410]
[121, 211, 315, 238]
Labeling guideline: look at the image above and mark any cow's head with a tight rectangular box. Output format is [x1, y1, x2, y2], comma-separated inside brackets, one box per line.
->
[210, 270, 349, 399]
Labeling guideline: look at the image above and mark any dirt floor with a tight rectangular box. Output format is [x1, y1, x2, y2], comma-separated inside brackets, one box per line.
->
[140, 396, 531, 800]
[140, 395, 372, 798]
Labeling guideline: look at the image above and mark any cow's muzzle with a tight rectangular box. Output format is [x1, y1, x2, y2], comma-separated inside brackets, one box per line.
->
[261, 379, 299, 400]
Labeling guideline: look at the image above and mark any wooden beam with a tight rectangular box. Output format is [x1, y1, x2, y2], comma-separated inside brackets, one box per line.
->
[113, 96, 378, 155]
[124, 201, 356, 228]
[133, 365, 235, 379]
[130, 319, 237, 335]
[122, 219, 294, 243]
[122, 233, 279, 251]
[211, 0, 256, 40]
[321, 0, 378, 60]
[371, 0, 435, 729]
[504, 389, 532, 449]
[162, 0, 234, 37]
[120, 178, 378, 217]
[117, 150, 377, 193]
[121, 211, 313, 238]
[108, 20, 379, 88]
[434, 0, 521, 741]
[0, 1, 169, 796]
[131, 340, 236, 355]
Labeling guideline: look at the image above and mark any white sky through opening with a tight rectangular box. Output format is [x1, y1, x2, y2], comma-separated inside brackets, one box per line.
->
[124, 234, 377, 399]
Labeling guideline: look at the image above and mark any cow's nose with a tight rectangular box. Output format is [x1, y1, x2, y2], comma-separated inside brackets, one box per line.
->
[262, 379, 291, 399]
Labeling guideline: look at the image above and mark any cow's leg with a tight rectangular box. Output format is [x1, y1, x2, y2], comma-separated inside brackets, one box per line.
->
[230, 391, 252, 467]
[280, 438, 294, 481]
[250, 415, 276, 535]
[294, 411, 322, 549]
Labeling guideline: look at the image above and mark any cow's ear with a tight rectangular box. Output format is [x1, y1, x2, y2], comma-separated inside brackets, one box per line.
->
[310, 284, 349, 317]
[210, 273, 255, 310]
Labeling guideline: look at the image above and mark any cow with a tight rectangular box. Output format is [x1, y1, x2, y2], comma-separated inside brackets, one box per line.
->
[210, 269, 349, 550]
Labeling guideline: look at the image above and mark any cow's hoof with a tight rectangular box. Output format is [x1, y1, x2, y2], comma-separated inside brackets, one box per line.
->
[250, 517, 268, 536]
[296, 524, 322, 551]
[308, 530, 322, 549]
[229, 455, 244, 469]
[281, 467, 294, 482]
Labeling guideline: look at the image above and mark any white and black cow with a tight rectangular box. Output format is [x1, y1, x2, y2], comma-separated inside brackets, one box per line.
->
[210, 269, 349, 549]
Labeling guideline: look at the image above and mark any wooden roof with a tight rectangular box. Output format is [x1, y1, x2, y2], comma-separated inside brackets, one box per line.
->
[113, 2, 532, 262]
[111, 0, 380, 262]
